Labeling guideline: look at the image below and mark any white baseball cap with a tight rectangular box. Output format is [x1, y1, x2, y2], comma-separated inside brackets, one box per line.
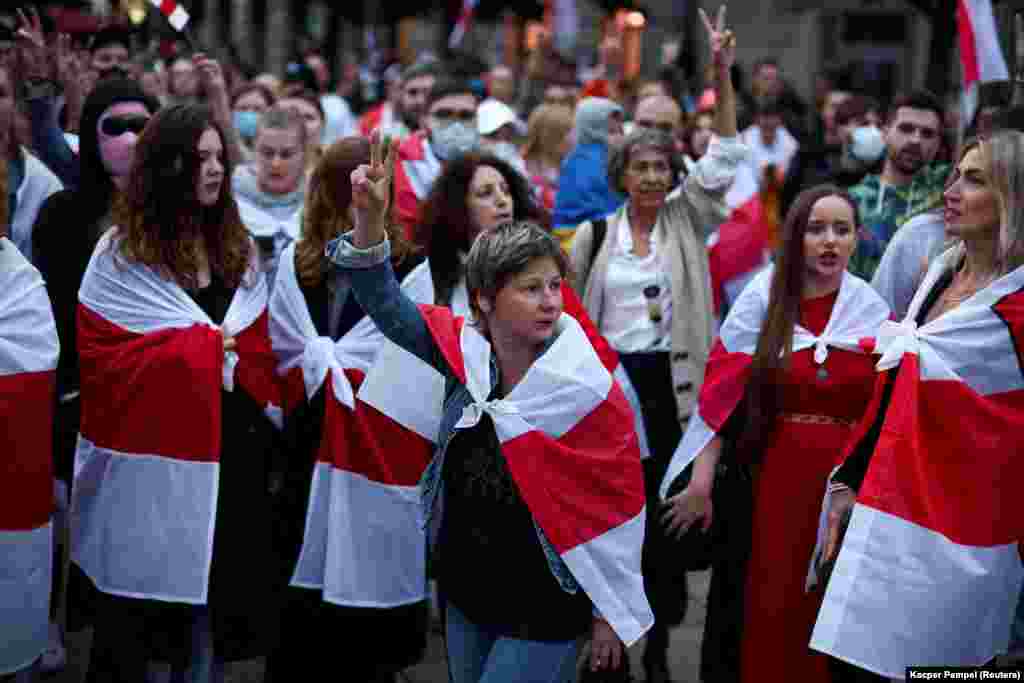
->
[478, 98, 526, 137]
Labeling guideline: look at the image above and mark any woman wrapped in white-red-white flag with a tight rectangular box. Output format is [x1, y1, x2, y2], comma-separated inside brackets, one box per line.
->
[0, 236, 59, 678]
[813, 131, 1024, 679]
[72, 104, 282, 682]
[327, 134, 652, 682]
[264, 137, 436, 680]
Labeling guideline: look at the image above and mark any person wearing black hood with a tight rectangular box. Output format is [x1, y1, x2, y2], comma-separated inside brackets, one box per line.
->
[29, 77, 158, 671]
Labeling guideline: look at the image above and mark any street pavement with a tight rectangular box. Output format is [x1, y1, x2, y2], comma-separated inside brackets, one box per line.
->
[54, 571, 710, 682]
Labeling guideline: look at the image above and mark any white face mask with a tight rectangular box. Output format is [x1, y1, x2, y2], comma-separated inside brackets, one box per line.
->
[848, 125, 886, 165]
[430, 121, 480, 162]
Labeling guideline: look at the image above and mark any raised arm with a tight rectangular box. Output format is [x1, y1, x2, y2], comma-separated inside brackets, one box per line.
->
[329, 133, 445, 371]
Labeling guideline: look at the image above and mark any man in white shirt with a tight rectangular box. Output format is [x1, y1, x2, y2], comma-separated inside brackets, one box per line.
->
[740, 98, 798, 177]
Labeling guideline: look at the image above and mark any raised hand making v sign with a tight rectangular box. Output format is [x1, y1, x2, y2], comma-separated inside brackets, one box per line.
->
[351, 132, 397, 249]
[701, 4, 738, 138]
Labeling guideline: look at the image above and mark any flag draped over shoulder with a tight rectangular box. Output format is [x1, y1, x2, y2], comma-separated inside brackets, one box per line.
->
[659, 267, 890, 499]
[268, 244, 438, 607]
[0, 239, 58, 675]
[358, 306, 654, 645]
[72, 231, 280, 605]
[812, 250, 1024, 676]
[151, 0, 190, 31]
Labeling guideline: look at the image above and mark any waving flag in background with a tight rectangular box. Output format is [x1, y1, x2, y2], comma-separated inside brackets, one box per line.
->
[958, 0, 1008, 129]
[151, 0, 190, 31]
[448, 0, 479, 48]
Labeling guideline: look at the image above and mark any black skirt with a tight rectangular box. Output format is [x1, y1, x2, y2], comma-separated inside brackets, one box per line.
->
[619, 351, 689, 628]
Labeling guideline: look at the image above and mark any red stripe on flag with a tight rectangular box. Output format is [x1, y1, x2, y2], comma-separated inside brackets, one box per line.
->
[419, 305, 467, 384]
[160, 0, 178, 17]
[958, 0, 981, 86]
[317, 370, 433, 486]
[502, 383, 644, 554]
[860, 357, 1024, 546]
[697, 339, 753, 432]
[233, 310, 282, 412]
[77, 304, 221, 461]
[562, 283, 619, 373]
[0, 370, 55, 530]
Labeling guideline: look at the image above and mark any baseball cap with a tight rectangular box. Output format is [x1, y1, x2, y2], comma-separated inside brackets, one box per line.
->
[478, 98, 525, 137]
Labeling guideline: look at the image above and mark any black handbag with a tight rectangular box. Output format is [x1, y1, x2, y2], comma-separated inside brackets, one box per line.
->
[661, 442, 753, 572]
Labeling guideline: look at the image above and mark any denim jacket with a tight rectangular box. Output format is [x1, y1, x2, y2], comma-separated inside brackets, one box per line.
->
[326, 234, 581, 595]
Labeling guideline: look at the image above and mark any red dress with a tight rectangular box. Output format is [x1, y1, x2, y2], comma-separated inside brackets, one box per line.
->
[739, 291, 877, 683]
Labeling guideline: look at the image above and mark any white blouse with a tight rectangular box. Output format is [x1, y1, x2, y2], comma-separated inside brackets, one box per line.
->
[599, 210, 673, 353]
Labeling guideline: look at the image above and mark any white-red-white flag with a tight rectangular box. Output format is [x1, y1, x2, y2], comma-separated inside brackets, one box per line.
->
[268, 244, 438, 607]
[448, 0, 479, 48]
[359, 305, 653, 645]
[958, 0, 1009, 129]
[0, 240, 58, 675]
[151, 0, 190, 31]
[660, 267, 890, 500]
[72, 231, 280, 605]
[811, 248, 1024, 676]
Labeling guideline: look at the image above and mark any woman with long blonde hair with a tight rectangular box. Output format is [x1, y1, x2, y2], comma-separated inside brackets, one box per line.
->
[266, 136, 431, 682]
[521, 103, 574, 212]
[813, 130, 1024, 679]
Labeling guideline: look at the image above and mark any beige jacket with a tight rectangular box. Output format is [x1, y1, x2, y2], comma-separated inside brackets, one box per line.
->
[569, 175, 724, 423]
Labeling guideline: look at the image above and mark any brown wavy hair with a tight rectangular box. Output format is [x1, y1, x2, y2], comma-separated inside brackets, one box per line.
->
[114, 104, 252, 290]
[415, 152, 549, 305]
[737, 184, 860, 460]
[296, 136, 415, 287]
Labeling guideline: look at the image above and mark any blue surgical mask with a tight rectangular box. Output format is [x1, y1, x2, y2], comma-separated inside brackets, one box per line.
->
[849, 125, 886, 164]
[233, 110, 260, 141]
[430, 121, 479, 162]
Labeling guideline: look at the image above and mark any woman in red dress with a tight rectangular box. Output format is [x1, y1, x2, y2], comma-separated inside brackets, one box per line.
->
[661, 184, 890, 682]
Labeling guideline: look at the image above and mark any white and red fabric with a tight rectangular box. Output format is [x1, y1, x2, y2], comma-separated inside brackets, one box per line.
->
[659, 267, 890, 499]
[269, 244, 438, 607]
[72, 231, 280, 605]
[449, 0, 480, 48]
[811, 250, 1024, 676]
[394, 132, 441, 236]
[0, 239, 58, 675]
[958, 0, 1008, 130]
[358, 306, 653, 645]
[150, 0, 189, 31]
[707, 194, 774, 318]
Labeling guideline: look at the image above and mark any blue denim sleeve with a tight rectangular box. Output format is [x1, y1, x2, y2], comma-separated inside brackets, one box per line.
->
[26, 96, 80, 189]
[325, 234, 445, 372]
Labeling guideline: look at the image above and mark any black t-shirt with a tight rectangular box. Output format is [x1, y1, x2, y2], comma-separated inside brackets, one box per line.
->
[437, 386, 591, 642]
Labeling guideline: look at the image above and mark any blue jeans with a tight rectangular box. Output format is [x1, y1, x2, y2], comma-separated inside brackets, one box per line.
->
[445, 603, 580, 683]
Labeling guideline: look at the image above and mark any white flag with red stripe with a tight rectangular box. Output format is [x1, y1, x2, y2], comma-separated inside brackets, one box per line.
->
[449, 0, 480, 48]
[659, 267, 890, 499]
[811, 248, 1024, 676]
[269, 244, 438, 607]
[358, 305, 653, 645]
[0, 239, 58, 674]
[72, 230, 280, 605]
[151, 0, 190, 31]
[958, 0, 1008, 130]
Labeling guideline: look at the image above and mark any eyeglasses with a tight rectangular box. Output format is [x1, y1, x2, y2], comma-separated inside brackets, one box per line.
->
[100, 115, 150, 137]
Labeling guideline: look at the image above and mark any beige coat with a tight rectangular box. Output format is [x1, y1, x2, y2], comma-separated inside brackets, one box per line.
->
[569, 176, 724, 423]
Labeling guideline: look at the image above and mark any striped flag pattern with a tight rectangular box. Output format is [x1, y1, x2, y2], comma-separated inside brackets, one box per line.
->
[358, 305, 654, 645]
[811, 249, 1024, 676]
[0, 239, 58, 675]
[268, 244, 438, 607]
[958, 0, 1008, 130]
[448, 0, 479, 48]
[71, 231, 280, 605]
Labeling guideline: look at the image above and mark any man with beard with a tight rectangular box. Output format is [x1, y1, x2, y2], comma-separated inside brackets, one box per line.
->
[359, 61, 439, 140]
[847, 90, 947, 279]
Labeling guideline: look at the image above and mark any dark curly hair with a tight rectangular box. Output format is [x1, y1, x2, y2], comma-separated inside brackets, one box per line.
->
[114, 104, 252, 290]
[414, 152, 549, 305]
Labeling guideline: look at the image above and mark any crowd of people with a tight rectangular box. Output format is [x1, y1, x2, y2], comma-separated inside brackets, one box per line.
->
[2, 2, 1024, 683]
